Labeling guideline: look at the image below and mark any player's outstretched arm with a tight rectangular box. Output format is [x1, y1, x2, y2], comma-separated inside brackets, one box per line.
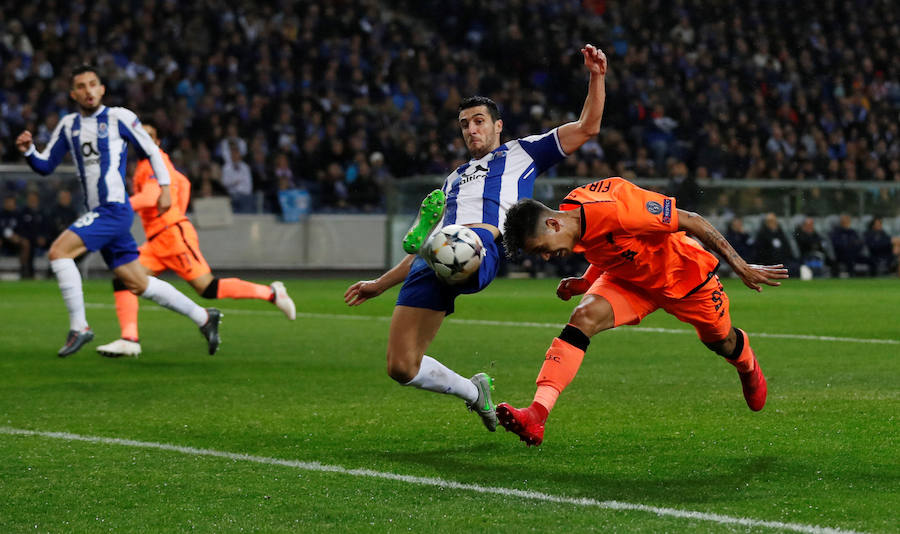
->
[344, 254, 416, 306]
[677, 209, 789, 292]
[557, 44, 607, 155]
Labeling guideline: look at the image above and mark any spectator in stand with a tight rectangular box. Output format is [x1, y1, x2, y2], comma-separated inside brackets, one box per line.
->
[755, 213, 798, 276]
[864, 217, 895, 276]
[725, 217, 754, 266]
[793, 216, 831, 278]
[221, 142, 255, 213]
[47, 189, 80, 239]
[666, 161, 702, 212]
[348, 155, 382, 212]
[830, 214, 868, 277]
[17, 190, 52, 278]
[0, 195, 31, 278]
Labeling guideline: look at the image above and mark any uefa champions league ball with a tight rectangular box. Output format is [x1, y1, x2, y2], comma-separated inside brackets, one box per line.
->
[425, 224, 485, 284]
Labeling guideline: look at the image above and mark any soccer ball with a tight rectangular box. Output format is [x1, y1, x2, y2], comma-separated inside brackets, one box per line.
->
[424, 225, 485, 284]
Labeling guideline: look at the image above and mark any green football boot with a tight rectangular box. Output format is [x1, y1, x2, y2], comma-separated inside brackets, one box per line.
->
[402, 189, 446, 255]
[467, 372, 498, 432]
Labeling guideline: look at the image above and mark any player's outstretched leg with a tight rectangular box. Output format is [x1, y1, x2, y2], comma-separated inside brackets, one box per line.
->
[58, 327, 95, 358]
[270, 281, 296, 320]
[202, 277, 295, 320]
[497, 402, 547, 447]
[734, 329, 767, 411]
[199, 308, 222, 355]
[467, 373, 498, 431]
[402, 189, 445, 254]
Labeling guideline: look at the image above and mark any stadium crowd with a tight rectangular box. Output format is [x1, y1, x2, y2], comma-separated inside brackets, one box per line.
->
[1, 0, 899, 276]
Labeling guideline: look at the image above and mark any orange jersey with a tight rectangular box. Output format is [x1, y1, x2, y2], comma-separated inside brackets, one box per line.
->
[130, 150, 191, 239]
[561, 178, 719, 299]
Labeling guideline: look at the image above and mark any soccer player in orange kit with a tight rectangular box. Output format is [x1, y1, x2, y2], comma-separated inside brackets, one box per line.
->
[497, 178, 789, 446]
[96, 121, 295, 358]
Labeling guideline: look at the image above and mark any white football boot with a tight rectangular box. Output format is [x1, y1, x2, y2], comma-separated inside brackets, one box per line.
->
[96, 338, 142, 358]
[271, 281, 296, 320]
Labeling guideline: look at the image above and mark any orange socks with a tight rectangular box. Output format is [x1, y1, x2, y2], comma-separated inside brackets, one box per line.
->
[725, 328, 756, 373]
[114, 289, 140, 341]
[217, 278, 274, 301]
[533, 324, 590, 414]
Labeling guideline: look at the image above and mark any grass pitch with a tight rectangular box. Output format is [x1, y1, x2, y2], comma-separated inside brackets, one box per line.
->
[0, 277, 897, 533]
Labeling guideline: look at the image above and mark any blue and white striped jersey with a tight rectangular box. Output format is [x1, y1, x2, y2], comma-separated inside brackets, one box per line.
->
[441, 128, 567, 233]
[24, 105, 170, 211]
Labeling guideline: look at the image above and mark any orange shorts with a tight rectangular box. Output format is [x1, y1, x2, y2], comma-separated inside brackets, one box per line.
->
[587, 273, 731, 343]
[139, 221, 211, 282]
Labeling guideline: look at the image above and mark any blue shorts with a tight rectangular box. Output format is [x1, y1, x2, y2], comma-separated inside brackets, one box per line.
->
[68, 203, 139, 269]
[396, 227, 501, 315]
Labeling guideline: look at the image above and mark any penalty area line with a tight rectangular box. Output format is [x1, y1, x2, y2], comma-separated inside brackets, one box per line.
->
[1, 426, 867, 534]
[81, 302, 900, 346]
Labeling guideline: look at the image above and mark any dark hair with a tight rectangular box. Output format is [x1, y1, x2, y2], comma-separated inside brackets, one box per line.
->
[70, 64, 102, 86]
[459, 96, 501, 121]
[502, 198, 550, 259]
[139, 117, 159, 134]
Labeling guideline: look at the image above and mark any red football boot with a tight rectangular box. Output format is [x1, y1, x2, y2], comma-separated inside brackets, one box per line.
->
[738, 353, 767, 411]
[497, 403, 545, 446]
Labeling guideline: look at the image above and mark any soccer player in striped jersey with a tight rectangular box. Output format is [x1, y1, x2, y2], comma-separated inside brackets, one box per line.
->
[95, 121, 296, 358]
[344, 44, 608, 432]
[15, 64, 222, 357]
[496, 179, 789, 446]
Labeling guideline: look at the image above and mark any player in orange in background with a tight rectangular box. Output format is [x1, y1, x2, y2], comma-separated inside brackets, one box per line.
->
[96, 121, 295, 358]
[497, 178, 789, 446]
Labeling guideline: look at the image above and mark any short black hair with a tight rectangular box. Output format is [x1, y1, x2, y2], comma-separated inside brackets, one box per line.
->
[459, 96, 501, 121]
[140, 117, 158, 131]
[70, 64, 102, 86]
[502, 198, 550, 259]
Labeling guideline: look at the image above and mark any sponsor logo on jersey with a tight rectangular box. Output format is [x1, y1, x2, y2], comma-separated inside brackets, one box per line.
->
[458, 164, 489, 186]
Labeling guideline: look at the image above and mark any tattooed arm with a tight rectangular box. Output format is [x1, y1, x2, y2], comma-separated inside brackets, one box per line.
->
[677, 209, 789, 291]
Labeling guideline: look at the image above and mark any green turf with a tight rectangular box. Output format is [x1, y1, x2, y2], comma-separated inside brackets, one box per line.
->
[0, 277, 897, 533]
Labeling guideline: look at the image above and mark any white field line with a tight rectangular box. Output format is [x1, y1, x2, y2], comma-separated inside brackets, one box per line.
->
[0, 426, 868, 534]
[81, 302, 900, 346]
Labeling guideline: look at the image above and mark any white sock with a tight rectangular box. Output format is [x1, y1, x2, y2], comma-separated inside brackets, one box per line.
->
[51, 258, 88, 331]
[141, 276, 208, 326]
[404, 355, 478, 403]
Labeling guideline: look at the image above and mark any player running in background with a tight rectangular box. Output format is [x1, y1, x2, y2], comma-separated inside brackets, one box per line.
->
[96, 121, 295, 358]
[344, 44, 608, 432]
[497, 178, 789, 446]
[15, 64, 221, 357]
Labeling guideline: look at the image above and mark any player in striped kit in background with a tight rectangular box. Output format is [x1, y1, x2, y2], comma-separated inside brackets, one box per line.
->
[344, 44, 608, 432]
[16, 64, 222, 357]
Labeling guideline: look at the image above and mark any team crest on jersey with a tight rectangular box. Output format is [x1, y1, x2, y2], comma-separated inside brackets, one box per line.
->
[490, 149, 508, 160]
[97, 122, 108, 138]
[646, 201, 662, 215]
[72, 129, 80, 136]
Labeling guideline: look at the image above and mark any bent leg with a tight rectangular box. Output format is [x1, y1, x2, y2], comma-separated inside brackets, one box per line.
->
[115, 260, 209, 327]
[387, 305, 479, 403]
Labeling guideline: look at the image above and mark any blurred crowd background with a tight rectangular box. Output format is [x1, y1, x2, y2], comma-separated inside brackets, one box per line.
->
[1, 0, 899, 277]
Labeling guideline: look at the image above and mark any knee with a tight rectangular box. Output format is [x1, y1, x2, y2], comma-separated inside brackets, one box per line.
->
[47, 242, 64, 261]
[119, 274, 147, 295]
[568, 301, 612, 336]
[386, 350, 418, 384]
[704, 327, 737, 357]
